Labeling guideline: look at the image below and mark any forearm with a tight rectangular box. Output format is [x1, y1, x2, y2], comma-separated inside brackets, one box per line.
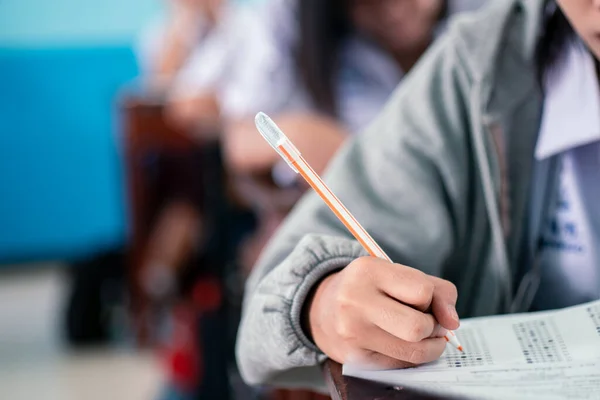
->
[223, 113, 346, 175]
[149, 11, 206, 84]
[223, 118, 280, 173]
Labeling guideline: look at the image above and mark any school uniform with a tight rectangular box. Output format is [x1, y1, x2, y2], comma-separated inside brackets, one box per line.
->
[530, 42, 600, 311]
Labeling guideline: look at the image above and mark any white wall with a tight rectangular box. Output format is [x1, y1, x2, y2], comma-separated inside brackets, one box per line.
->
[0, 0, 162, 47]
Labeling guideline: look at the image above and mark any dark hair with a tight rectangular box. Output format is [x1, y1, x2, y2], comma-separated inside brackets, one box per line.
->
[296, 0, 449, 117]
[535, 2, 576, 84]
[296, 0, 351, 116]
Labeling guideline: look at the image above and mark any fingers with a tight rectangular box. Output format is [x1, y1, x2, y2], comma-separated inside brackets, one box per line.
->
[355, 257, 436, 311]
[358, 326, 447, 368]
[325, 257, 459, 373]
[364, 295, 438, 342]
[430, 276, 460, 330]
[360, 258, 460, 331]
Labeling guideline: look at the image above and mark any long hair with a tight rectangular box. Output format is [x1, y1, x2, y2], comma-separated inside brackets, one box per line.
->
[296, 0, 351, 117]
[296, 0, 450, 118]
[535, 2, 576, 84]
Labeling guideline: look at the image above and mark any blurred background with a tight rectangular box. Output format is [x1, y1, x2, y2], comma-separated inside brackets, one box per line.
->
[0, 0, 164, 399]
[0, 0, 486, 399]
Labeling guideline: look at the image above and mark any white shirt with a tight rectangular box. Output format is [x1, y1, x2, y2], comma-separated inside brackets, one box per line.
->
[170, 5, 264, 100]
[221, 0, 402, 133]
[137, 4, 261, 101]
[532, 43, 600, 311]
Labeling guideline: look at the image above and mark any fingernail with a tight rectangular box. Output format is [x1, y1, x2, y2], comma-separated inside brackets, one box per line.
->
[448, 304, 459, 323]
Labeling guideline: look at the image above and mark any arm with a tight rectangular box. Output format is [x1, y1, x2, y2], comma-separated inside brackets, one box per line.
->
[223, 113, 347, 175]
[236, 30, 474, 389]
[140, 3, 210, 87]
[153, 18, 201, 80]
[164, 8, 241, 134]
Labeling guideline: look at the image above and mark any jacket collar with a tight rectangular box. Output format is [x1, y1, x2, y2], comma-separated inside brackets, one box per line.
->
[536, 43, 600, 160]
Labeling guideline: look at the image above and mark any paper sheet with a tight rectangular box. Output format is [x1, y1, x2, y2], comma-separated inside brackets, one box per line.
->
[343, 299, 600, 399]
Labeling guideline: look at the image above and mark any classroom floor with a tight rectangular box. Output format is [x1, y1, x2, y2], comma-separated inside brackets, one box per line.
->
[0, 265, 164, 400]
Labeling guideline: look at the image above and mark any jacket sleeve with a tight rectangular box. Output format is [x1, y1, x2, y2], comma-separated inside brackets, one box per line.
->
[236, 28, 474, 390]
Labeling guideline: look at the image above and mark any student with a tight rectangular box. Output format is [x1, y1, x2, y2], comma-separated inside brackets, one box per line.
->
[138, 0, 261, 132]
[164, 2, 266, 132]
[222, 0, 487, 178]
[236, 0, 600, 391]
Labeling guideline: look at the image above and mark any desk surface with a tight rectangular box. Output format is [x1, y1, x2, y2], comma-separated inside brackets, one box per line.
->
[324, 361, 460, 400]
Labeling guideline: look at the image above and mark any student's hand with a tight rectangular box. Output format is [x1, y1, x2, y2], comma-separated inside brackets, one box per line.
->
[305, 257, 460, 369]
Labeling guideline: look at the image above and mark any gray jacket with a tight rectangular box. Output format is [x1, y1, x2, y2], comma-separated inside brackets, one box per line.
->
[237, 0, 555, 391]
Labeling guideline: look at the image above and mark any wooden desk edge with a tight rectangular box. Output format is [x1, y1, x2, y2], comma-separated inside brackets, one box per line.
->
[324, 360, 345, 400]
[323, 359, 463, 400]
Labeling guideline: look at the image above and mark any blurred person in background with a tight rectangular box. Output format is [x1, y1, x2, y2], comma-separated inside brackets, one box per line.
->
[133, 3, 265, 400]
[137, 0, 223, 132]
[133, 0, 210, 310]
[221, 0, 488, 180]
[138, 0, 264, 133]
[133, 0, 264, 304]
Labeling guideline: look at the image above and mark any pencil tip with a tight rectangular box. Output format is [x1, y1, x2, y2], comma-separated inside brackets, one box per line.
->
[458, 346, 464, 352]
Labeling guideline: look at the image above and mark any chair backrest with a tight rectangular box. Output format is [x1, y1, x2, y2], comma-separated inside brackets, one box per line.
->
[119, 93, 206, 344]
[121, 95, 197, 153]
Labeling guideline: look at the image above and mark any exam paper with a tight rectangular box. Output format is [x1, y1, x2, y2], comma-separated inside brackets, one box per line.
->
[343, 299, 600, 399]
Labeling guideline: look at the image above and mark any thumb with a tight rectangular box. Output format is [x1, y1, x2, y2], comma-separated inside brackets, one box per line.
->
[430, 276, 460, 330]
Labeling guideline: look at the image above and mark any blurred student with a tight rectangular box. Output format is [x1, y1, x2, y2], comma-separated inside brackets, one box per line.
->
[222, 0, 487, 179]
[134, 3, 265, 400]
[237, 0, 600, 390]
[139, 0, 261, 132]
[134, 0, 215, 301]
[133, 0, 262, 295]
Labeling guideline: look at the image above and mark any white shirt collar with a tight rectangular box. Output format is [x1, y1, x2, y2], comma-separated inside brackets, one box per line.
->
[535, 43, 600, 160]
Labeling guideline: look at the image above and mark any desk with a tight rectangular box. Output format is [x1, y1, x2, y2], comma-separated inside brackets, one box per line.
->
[324, 361, 459, 400]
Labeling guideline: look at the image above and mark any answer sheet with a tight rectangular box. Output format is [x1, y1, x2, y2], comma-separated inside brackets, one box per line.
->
[343, 299, 600, 399]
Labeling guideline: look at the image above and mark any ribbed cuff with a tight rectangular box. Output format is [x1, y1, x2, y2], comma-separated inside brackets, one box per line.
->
[289, 256, 357, 352]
